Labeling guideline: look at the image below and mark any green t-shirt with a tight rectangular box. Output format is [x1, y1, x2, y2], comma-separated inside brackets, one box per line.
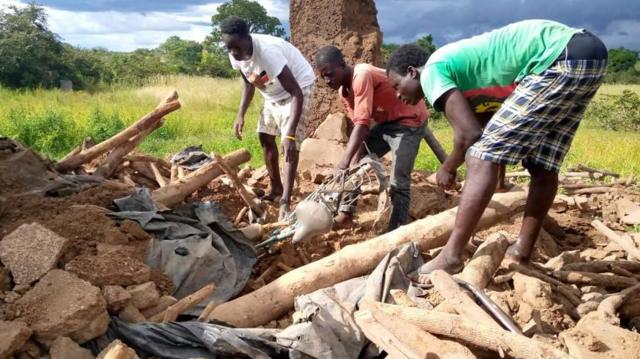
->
[421, 20, 580, 112]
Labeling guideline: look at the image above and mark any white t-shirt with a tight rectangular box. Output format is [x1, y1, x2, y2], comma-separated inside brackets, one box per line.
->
[229, 34, 316, 102]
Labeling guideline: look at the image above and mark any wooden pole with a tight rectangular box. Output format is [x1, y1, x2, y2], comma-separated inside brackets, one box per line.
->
[431, 270, 502, 329]
[56, 91, 180, 172]
[152, 149, 251, 208]
[161, 283, 216, 323]
[207, 191, 528, 327]
[212, 153, 264, 218]
[361, 299, 571, 359]
[355, 308, 477, 359]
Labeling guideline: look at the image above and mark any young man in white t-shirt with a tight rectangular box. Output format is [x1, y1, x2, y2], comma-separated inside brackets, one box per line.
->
[221, 16, 316, 220]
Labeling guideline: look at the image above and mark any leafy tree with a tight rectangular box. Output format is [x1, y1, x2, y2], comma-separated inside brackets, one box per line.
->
[415, 34, 436, 55]
[608, 48, 638, 73]
[381, 43, 399, 64]
[0, 4, 64, 88]
[158, 36, 203, 74]
[209, 0, 286, 43]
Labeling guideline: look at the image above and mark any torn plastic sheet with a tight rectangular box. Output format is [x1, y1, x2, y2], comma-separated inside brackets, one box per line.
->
[170, 145, 212, 171]
[87, 318, 295, 359]
[111, 188, 257, 315]
[276, 243, 429, 359]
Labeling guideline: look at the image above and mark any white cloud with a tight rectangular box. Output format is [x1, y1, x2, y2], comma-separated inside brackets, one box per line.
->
[0, 1, 286, 51]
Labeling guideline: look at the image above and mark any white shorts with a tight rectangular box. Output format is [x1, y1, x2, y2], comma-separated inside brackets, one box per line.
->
[257, 84, 315, 150]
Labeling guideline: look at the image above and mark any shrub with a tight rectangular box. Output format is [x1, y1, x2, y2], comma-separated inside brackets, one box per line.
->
[584, 90, 640, 131]
[86, 107, 125, 143]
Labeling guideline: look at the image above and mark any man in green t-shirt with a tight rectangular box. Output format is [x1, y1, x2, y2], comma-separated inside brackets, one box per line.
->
[386, 20, 608, 277]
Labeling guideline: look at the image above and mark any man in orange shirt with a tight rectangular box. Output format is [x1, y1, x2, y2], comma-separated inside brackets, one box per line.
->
[315, 46, 429, 232]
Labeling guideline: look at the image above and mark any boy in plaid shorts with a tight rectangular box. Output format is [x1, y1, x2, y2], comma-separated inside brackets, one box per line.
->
[386, 20, 608, 276]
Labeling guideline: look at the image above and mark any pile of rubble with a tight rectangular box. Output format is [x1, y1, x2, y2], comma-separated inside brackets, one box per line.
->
[2, 87, 640, 358]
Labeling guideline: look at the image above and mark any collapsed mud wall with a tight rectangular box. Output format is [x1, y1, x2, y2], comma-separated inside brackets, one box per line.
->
[290, 0, 383, 135]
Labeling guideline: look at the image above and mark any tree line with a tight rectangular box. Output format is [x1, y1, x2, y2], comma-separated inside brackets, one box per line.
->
[0, 1, 638, 91]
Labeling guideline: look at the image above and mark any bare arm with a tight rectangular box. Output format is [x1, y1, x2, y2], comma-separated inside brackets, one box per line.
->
[233, 73, 255, 140]
[237, 72, 255, 119]
[440, 89, 483, 180]
[338, 124, 369, 169]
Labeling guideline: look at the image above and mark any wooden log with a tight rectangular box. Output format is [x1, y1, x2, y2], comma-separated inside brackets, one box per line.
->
[457, 233, 509, 288]
[124, 154, 171, 170]
[276, 262, 294, 273]
[296, 247, 309, 265]
[152, 149, 251, 208]
[390, 289, 417, 307]
[431, 270, 502, 329]
[509, 263, 582, 305]
[596, 283, 640, 324]
[234, 206, 249, 225]
[96, 339, 139, 359]
[128, 160, 157, 181]
[591, 220, 640, 260]
[149, 162, 168, 187]
[198, 300, 219, 322]
[170, 164, 178, 183]
[207, 190, 528, 327]
[552, 270, 638, 288]
[562, 260, 640, 273]
[161, 283, 216, 323]
[94, 119, 163, 178]
[573, 164, 620, 178]
[56, 92, 180, 172]
[355, 309, 477, 359]
[360, 299, 571, 359]
[141, 296, 177, 318]
[212, 153, 264, 218]
[570, 187, 615, 195]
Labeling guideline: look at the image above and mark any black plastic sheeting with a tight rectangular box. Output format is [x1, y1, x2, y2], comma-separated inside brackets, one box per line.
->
[87, 318, 293, 359]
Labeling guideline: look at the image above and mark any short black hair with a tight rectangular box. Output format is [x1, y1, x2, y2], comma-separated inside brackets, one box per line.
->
[220, 16, 250, 37]
[315, 45, 345, 67]
[386, 44, 431, 75]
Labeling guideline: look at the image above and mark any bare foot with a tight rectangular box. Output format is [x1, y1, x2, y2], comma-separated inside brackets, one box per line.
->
[332, 211, 354, 230]
[262, 191, 282, 203]
[278, 201, 290, 221]
[504, 243, 530, 266]
[410, 252, 464, 284]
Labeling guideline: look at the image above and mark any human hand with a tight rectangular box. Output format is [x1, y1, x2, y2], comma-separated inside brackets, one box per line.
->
[436, 166, 457, 190]
[233, 115, 245, 140]
[283, 137, 297, 163]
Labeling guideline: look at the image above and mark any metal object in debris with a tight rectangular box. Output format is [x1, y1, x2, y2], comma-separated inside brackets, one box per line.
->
[255, 155, 388, 250]
[455, 278, 523, 335]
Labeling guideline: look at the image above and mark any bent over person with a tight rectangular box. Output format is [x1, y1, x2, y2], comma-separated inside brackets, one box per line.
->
[386, 20, 608, 276]
[315, 46, 429, 232]
[221, 16, 316, 220]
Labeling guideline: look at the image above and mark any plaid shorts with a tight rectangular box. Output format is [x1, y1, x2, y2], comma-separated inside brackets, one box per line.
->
[258, 84, 315, 150]
[468, 60, 608, 172]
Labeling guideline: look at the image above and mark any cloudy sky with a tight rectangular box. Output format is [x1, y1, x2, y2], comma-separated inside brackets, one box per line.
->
[1, 0, 639, 52]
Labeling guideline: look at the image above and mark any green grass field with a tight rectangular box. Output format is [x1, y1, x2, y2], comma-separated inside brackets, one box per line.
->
[1, 75, 639, 176]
